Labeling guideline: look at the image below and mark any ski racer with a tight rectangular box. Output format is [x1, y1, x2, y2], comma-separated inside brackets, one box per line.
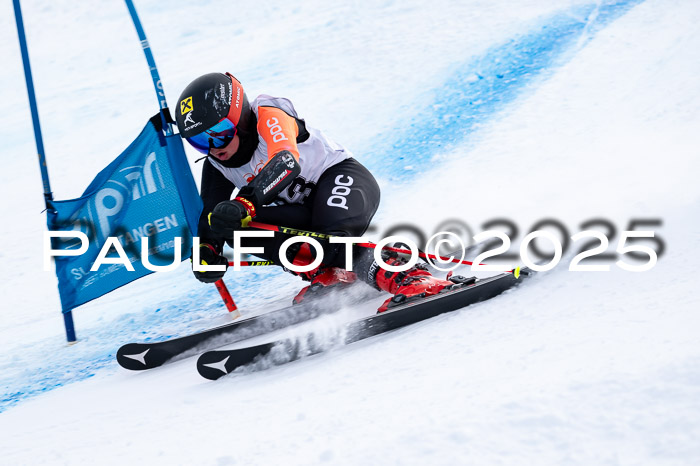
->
[175, 72, 458, 311]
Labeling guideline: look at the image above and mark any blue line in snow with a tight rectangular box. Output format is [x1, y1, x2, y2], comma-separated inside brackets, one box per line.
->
[0, 265, 283, 413]
[0, 281, 242, 413]
[367, 0, 644, 181]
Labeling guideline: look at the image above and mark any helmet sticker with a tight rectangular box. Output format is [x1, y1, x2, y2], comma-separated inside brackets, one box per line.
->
[180, 96, 193, 115]
[183, 111, 198, 128]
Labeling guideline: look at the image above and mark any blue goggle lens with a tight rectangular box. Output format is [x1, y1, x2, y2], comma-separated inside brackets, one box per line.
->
[185, 118, 237, 154]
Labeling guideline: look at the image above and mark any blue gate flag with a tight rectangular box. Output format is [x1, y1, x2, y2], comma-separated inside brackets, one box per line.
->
[47, 120, 202, 312]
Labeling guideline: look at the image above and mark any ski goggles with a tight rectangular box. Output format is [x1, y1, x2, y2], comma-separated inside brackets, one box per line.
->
[185, 117, 238, 154]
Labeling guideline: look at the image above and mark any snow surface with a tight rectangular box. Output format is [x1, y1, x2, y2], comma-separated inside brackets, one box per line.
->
[1, 0, 699, 464]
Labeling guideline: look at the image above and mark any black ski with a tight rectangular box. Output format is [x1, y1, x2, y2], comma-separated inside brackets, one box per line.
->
[116, 285, 379, 371]
[196, 268, 533, 380]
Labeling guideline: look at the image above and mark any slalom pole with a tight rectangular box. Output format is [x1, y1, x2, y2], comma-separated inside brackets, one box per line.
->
[125, 0, 242, 315]
[123, 0, 172, 135]
[13, 0, 77, 343]
[13, 1, 52, 206]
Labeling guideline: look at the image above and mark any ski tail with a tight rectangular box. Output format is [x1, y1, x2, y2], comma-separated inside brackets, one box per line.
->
[116, 283, 381, 371]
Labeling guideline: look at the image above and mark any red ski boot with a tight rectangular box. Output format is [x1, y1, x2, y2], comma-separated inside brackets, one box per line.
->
[288, 243, 357, 304]
[293, 267, 357, 304]
[374, 253, 458, 313]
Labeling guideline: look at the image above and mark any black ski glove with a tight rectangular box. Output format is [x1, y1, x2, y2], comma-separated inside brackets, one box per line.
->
[208, 197, 256, 238]
[192, 243, 228, 283]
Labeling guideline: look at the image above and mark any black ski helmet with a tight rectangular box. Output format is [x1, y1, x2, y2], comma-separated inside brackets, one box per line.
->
[175, 72, 254, 153]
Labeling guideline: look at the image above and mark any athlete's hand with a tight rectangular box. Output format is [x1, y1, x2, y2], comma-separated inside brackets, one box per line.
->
[192, 243, 228, 283]
[208, 198, 256, 238]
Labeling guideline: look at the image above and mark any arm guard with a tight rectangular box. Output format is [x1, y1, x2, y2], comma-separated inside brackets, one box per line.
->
[237, 150, 301, 207]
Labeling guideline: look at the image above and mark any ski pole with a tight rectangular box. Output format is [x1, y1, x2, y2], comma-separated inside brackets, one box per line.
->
[245, 220, 479, 267]
[229, 260, 276, 267]
[214, 279, 240, 318]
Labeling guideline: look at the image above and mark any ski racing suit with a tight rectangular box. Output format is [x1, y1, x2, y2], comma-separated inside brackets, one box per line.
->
[199, 94, 381, 270]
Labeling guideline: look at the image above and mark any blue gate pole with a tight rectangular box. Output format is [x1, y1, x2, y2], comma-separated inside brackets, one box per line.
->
[13, 0, 77, 343]
[124, 0, 173, 135]
[125, 0, 240, 316]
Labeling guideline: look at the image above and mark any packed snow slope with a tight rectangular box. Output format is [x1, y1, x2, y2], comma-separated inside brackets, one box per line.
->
[1, 0, 699, 464]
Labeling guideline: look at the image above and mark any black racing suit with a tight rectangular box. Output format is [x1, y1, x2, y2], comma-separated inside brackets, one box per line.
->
[198, 156, 380, 273]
